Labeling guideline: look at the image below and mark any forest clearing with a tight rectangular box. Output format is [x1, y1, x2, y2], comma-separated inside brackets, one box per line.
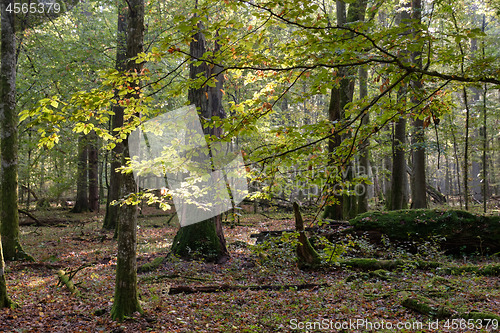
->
[0, 0, 499, 331]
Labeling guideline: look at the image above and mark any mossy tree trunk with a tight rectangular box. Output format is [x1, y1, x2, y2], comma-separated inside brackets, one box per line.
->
[71, 134, 90, 213]
[103, 3, 128, 231]
[111, 166, 142, 321]
[110, 0, 144, 321]
[170, 15, 229, 263]
[0, 236, 14, 308]
[0, 0, 32, 261]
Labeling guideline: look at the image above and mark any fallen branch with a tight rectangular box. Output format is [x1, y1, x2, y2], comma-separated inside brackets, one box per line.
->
[18, 209, 42, 225]
[57, 270, 81, 296]
[56, 264, 89, 296]
[168, 283, 328, 295]
[141, 274, 211, 283]
[340, 258, 441, 271]
[19, 217, 70, 227]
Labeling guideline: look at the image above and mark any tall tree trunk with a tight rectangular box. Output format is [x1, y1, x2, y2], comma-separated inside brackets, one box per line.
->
[357, 67, 370, 213]
[390, 117, 407, 210]
[324, 0, 366, 220]
[103, 3, 128, 230]
[0, 0, 17, 303]
[0, 0, 32, 261]
[481, 16, 487, 213]
[88, 131, 99, 212]
[481, 84, 487, 213]
[410, 0, 427, 209]
[463, 87, 471, 211]
[71, 135, 90, 213]
[171, 18, 229, 263]
[388, 2, 411, 211]
[324, 85, 344, 220]
[110, 0, 144, 321]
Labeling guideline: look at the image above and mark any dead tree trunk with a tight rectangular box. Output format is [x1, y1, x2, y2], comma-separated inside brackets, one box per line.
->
[293, 202, 321, 270]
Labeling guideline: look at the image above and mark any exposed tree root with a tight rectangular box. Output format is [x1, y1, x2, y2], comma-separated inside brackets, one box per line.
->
[137, 256, 166, 273]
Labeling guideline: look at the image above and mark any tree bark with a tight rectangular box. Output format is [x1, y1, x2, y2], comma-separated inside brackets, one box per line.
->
[88, 131, 99, 212]
[103, 3, 128, 230]
[71, 134, 90, 213]
[0, 0, 32, 261]
[170, 18, 229, 263]
[410, 0, 427, 209]
[357, 68, 370, 213]
[324, 0, 367, 219]
[389, 117, 407, 210]
[463, 87, 470, 210]
[0, 236, 14, 308]
[110, 0, 144, 321]
[388, 3, 410, 211]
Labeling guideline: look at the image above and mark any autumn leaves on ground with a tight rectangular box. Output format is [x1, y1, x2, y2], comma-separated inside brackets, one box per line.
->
[1, 207, 499, 333]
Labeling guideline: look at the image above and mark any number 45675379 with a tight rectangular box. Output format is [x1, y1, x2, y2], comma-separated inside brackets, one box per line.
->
[5, 2, 61, 14]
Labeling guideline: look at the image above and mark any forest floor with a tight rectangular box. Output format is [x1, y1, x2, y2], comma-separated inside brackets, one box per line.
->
[1, 206, 499, 332]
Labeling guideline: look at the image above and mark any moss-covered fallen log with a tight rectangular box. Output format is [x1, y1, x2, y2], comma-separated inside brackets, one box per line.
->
[401, 292, 454, 318]
[339, 258, 500, 276]
[401, 292, 500, 321]
[168, 283, 329, 295]
[340, 258, 441, 271]
[441, 263, 500, 276]
[348, 209, 500, 254]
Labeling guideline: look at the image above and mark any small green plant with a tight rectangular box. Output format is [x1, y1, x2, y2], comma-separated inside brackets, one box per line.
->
[250, 231, 299, 268]
[314, 236, 350, 264]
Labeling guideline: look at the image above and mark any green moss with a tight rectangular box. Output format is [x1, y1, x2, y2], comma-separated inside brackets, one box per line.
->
[444, 263, 500, 276]
[461, 311, 500, 321]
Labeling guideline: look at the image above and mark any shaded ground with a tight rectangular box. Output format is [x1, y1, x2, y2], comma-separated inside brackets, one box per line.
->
[1, 208, 499, 332]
